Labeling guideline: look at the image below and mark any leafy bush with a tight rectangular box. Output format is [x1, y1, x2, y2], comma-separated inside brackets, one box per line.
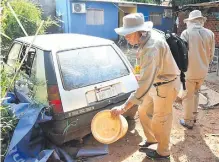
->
[0, 0, 57, 55]
[1, 106, 18, 160]
[0, 63, 18, 160]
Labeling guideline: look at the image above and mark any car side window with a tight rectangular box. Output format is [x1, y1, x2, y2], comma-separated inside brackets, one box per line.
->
[7, 43, 22, 67]
[30, 49, 48, 105]
[19, 45, 36, 76]
[14, 46, 39, 103]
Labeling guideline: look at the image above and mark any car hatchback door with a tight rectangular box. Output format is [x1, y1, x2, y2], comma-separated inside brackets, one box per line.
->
[53, 44, 138, 115]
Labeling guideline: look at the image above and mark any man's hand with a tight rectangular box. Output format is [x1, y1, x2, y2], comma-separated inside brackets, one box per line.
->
[110, 102, 134, 117]
[111, 107, 125, 117]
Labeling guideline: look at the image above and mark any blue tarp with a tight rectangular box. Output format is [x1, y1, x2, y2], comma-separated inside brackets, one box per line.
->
[3, 101, 57, 162]
[2, 93, 61, 162]
[3, 93, 108, 162]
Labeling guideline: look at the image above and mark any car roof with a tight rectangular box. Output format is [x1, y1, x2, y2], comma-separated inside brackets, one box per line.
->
[15, 34, 114, 51]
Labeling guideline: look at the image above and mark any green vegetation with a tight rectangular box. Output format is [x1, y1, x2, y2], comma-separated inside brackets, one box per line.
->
[0, 0, 57, 55]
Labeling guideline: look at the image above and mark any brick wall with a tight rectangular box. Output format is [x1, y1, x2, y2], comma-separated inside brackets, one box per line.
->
[177, 10, 219, 48]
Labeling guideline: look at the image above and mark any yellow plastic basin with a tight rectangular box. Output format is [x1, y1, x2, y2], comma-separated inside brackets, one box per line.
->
[91, 110, 128, 144]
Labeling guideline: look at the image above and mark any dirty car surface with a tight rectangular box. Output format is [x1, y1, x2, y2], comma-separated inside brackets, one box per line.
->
[7, 34, 138, 145]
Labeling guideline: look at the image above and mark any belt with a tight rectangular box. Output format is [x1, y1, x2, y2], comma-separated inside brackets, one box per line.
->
[153, 77, 177, 87]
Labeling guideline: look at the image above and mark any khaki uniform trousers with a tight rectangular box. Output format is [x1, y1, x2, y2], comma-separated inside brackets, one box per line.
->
[182, 79, 204, 125]
[138, 78, 180, 156]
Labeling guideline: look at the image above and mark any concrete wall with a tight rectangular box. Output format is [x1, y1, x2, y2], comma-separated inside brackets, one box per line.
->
[34, 0, 59, 33]
[137, 5, 174, 32]
[34, 0, 56, 18]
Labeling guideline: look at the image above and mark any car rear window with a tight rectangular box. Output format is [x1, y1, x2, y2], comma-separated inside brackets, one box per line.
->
[57, 45, 130, 90]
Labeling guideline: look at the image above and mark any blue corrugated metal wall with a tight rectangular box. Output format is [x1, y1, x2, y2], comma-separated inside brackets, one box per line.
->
[68, 1, 119, 40]
[137, 5, 173, 32]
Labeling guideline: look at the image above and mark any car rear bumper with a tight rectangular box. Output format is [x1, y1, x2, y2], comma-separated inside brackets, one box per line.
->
[52, 92, 133, 121]
[41, 100, 137, 145]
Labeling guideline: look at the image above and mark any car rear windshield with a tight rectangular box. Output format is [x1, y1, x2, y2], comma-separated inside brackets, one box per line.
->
[57, 45, 129, 90]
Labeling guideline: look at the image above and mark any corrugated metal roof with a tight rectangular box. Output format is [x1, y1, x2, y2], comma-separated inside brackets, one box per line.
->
[77, 0, 171, 7]
[184, 1, 219, 7]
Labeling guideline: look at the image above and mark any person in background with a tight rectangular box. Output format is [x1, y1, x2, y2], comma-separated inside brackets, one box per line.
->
[180, 10, 215, 129]
[111, 13, 180, 160]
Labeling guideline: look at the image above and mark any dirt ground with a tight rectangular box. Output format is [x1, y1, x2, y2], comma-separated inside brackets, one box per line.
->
[82, 103, 219, 162]
[79, 48, 219, 162]
[205, 72, 219, 93]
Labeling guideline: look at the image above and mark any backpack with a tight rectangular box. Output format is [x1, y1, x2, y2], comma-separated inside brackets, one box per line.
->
[165, 31, 189, 90]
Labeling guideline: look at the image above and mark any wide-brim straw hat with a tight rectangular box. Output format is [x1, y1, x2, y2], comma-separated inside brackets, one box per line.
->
[115, 13, 153, 36]
[183, 10, 207, 23]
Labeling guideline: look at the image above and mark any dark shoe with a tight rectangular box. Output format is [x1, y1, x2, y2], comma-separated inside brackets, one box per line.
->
[180, 119, 193, 129]
[146, 150, 170, 160]
[139, 140, 157, 148]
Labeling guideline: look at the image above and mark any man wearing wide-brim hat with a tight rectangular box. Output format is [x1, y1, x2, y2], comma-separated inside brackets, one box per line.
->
[179, 10, 215, 129]
[111, 13, 181, 160]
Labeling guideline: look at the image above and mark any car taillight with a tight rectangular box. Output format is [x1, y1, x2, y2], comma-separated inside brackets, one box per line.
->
[47, 85, 63, 113]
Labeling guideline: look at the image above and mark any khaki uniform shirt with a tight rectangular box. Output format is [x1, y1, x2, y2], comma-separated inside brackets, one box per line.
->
[127, 31, 180, 105]
[181, 25, 215, 80]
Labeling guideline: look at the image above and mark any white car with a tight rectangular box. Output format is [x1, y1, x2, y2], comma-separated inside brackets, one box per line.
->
[6, 34, 138, 145]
